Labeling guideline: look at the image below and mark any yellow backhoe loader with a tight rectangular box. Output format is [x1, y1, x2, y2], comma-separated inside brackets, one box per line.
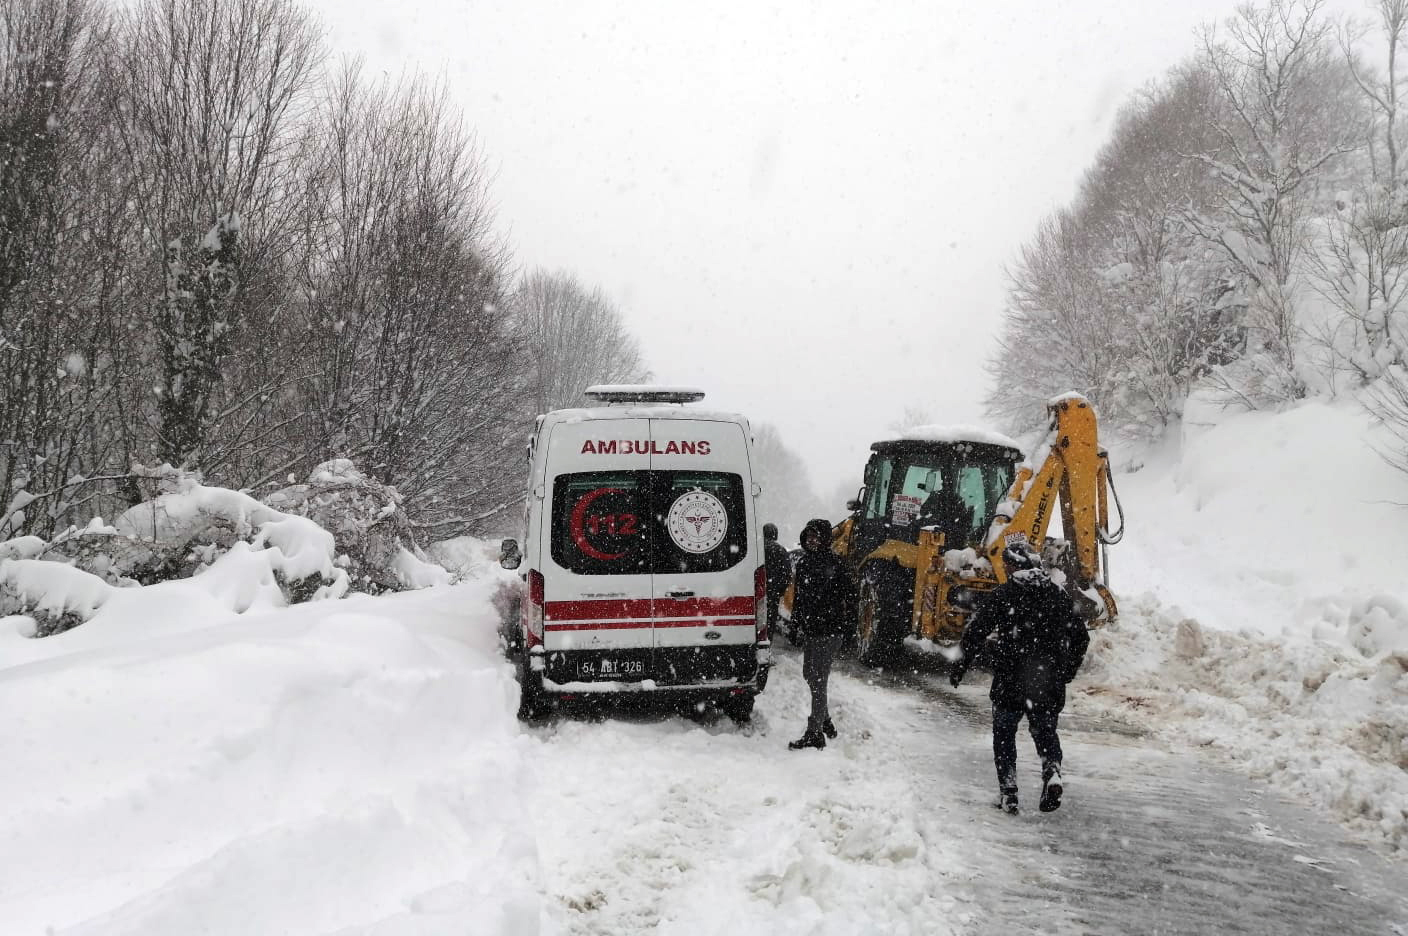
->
[822, 393, 1124, 664]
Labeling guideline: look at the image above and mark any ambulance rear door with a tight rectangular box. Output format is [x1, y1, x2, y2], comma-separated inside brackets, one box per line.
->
[649, 418, 758, 685]
[540, 418, 654, 685]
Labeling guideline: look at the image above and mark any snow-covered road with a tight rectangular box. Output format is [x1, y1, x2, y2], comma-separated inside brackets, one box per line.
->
[840, 653, 1408, 935]
[529, 642, 1408, 935]
[4, 579, 1405, 935]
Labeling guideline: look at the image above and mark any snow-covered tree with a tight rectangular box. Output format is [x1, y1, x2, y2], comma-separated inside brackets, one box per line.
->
[511, 268, 650, 415]
[1187, 0, 1365, 403]
[154, 215, 240, 466]
[282, 67, 527, 538]
[110, 0, 321, 478]
[0, 0, 130, 537]
[989, 1, 1375, 439]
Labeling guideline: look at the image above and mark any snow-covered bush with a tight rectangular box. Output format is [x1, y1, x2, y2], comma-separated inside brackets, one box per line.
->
[0, 465, 360, 637]
[106, 466, 345, 598]
[0, 558, 116, 637]
[262, 459, 431, 592]
[0, 460, 457, 639]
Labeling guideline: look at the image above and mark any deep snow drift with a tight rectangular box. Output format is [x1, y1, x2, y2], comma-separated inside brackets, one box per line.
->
[0, 576, 973, 934]
[0, 578, 540, 935]
[1075, 394, 1408, 851]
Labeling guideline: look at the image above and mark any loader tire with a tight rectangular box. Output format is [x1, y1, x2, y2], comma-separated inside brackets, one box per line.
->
[856, 565, 908, 667]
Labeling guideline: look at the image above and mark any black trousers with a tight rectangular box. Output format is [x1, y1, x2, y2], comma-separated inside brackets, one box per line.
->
[802, 634, 842, 732]
[992, 703, 1062, 792]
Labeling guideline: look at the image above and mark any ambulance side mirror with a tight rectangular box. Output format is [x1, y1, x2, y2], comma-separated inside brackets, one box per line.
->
[499, 538, 522, 570]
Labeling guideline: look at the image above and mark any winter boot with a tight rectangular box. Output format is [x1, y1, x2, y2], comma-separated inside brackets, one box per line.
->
[821, 718, 837, 739]
[1039, 763, 1064, 813]
[995, 788, 1019, 814]
[788, 729, 826, 751]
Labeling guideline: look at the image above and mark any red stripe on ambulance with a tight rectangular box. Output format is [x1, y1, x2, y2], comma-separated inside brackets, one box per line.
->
[545, 596, 753, 621]
[545, 617, 754, 632]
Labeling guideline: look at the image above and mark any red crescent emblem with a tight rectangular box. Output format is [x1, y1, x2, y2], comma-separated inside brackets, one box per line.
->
[570, 487, 627, 561]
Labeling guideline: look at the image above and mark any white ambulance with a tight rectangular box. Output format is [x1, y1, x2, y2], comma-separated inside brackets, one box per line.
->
[504, 385, 771, 721]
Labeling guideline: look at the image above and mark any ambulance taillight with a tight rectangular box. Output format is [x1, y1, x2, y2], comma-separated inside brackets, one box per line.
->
[525, 569, 545, 649]
[754, 565, 768, 643]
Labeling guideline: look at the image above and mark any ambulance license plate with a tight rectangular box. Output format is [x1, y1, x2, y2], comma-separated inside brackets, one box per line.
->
[577, 657, 646, 680]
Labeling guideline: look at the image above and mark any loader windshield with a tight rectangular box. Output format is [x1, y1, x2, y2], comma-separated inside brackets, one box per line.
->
[863, 441, 1021, 547]
[955, 458, 1018, 542]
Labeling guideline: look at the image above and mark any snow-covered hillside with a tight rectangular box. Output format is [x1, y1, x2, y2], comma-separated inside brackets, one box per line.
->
[1076, 393, 1408, 851]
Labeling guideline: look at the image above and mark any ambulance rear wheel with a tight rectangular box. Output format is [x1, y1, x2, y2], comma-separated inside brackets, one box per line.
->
[516, 666, 549, 721]
[722, 693, 755, 724]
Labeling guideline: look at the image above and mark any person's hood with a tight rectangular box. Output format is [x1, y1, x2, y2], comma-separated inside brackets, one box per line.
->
[801, 518, 832, 551]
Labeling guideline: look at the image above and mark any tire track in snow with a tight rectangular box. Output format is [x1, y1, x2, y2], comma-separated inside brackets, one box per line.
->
[524, 653, 970, 936]
[835, 648, 1408, 935]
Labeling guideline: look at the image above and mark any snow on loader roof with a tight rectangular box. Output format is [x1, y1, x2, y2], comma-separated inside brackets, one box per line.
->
[891, 423, 1023, 450]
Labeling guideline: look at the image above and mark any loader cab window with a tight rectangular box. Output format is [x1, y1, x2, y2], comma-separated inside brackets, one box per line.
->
[862, 457, 894, 521]
[953, 447, 1021, 543]
[893, 464, 942, 527]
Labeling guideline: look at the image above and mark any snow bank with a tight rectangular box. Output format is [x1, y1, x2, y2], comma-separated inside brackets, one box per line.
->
[1079, 594, 1408, 852]
[1085, 393, 1408, 852]
[426, 534, 505, 579]
[392, 546, 455, 588]
[1111, 393, 1408, 636]
[0, 582, 540, 935]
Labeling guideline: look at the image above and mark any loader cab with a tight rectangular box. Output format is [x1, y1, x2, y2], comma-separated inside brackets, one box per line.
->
[849, 437, 1023, 559]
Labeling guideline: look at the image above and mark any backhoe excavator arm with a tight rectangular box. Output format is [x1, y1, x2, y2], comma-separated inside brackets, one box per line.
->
[983, 393, 1122, 621]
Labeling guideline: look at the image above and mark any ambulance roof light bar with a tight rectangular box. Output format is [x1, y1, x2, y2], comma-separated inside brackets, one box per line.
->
[584, 385, 706, 404]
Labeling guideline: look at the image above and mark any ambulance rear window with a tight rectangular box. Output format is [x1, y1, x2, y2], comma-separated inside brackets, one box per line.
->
[654, 471, 747, 573]
[549, 470, 748, 574]
[550, 472, 651, 575]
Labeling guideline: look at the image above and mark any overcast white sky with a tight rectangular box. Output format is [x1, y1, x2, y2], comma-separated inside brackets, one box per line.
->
[308, 0, 1364, 504]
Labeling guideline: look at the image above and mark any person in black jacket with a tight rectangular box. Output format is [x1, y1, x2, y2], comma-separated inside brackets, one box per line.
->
[763, 523, 791, 639]
[788, 518, 855, 750]
[950, 540, 1090, 813]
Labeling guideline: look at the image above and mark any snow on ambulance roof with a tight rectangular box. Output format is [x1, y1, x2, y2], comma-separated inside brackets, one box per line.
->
[584, 384, 706, 403]
[893, 424, 1022, 450]
[549, 387, 748, 425]
[549, 405, 751, 425]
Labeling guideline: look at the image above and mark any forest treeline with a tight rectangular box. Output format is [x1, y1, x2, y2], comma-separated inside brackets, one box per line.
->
[988, 0, 1408, 469]
[0, 0, 648, 541]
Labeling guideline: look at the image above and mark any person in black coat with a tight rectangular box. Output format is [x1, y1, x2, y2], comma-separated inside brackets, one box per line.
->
[763, 523, 791, 639]
[788, 518, 855, 750]
[950, 540, 1090, 813]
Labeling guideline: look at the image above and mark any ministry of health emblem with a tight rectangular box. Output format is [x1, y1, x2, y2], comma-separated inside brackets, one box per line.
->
[665, 490, 728, 553]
